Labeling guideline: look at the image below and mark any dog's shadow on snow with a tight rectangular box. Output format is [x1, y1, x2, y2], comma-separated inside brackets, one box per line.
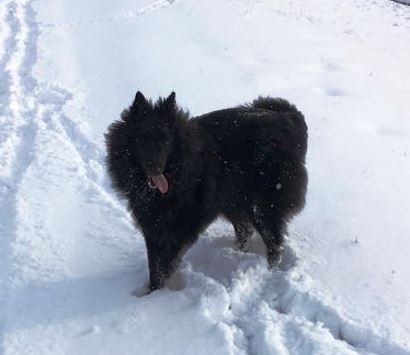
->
[6, 268, 147, 331]
[180, 228, 298, 286]
[7, 228, 297, 331]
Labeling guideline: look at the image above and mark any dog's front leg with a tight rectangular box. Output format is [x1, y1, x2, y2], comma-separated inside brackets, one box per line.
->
[145, 235, 185, 292]
[145, 237, 166, 292]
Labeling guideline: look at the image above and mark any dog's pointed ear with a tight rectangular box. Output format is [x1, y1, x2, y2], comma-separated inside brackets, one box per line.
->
[166, 91, 176, 107]
[132, 91, 148, 108]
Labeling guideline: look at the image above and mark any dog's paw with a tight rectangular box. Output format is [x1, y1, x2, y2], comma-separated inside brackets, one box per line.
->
[131, 284, 150, 297]
[267, 251, 283, 271]
[166, 271, 186, 291]
[236, 239, 250, 252]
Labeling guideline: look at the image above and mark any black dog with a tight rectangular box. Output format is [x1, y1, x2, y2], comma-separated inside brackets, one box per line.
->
[105, 92, 308, 292]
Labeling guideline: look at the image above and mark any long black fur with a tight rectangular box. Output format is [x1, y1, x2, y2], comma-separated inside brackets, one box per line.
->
[105, 92, 308, 292]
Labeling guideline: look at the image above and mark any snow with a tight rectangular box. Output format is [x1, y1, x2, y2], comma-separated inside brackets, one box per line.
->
[1, 0, 410, 354]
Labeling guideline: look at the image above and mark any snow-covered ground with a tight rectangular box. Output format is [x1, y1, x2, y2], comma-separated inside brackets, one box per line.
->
[1, 0, 410, 354]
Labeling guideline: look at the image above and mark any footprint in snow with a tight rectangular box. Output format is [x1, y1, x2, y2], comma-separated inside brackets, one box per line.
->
[377, 126, 409, 138]
[324, 87, 348, 97]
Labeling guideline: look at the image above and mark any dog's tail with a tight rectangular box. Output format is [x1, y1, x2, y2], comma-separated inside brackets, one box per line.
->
[250, 96, 307, 131]
[250, 96, 308, 157]
[250, 96, 299, 114]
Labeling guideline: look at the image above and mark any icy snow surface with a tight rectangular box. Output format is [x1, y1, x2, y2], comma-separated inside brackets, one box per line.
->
[1, 0, 410, 354]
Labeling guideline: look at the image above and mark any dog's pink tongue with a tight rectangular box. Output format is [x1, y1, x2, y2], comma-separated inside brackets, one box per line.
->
[151, 174, 168, 194]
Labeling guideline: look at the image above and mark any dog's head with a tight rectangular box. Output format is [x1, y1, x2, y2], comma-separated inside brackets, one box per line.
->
[122, 91, 178, 194]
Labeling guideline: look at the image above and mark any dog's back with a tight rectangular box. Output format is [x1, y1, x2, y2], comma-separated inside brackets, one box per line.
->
[194, 97, 307, 210]
[195, 97, 307, 159]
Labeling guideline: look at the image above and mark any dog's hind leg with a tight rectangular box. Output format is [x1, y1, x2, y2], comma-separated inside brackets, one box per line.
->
[251, 206, 288, 269]
[224, 213, 253, 251]
[233, 221, 253, 251]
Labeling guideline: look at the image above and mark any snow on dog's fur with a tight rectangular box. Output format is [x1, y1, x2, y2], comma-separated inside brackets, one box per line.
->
[105, 92, 308, 292]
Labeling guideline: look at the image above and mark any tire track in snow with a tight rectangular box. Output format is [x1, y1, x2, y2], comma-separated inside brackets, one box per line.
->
[0, 2, 130, 353]
[0, 0, 131, 280]
[0, 1, 42, 352]
[0, 0, 40, 297]
[0, 1, 34, 181]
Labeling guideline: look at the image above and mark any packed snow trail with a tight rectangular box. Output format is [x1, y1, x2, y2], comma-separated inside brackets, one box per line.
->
[1, 0, 410, 354]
